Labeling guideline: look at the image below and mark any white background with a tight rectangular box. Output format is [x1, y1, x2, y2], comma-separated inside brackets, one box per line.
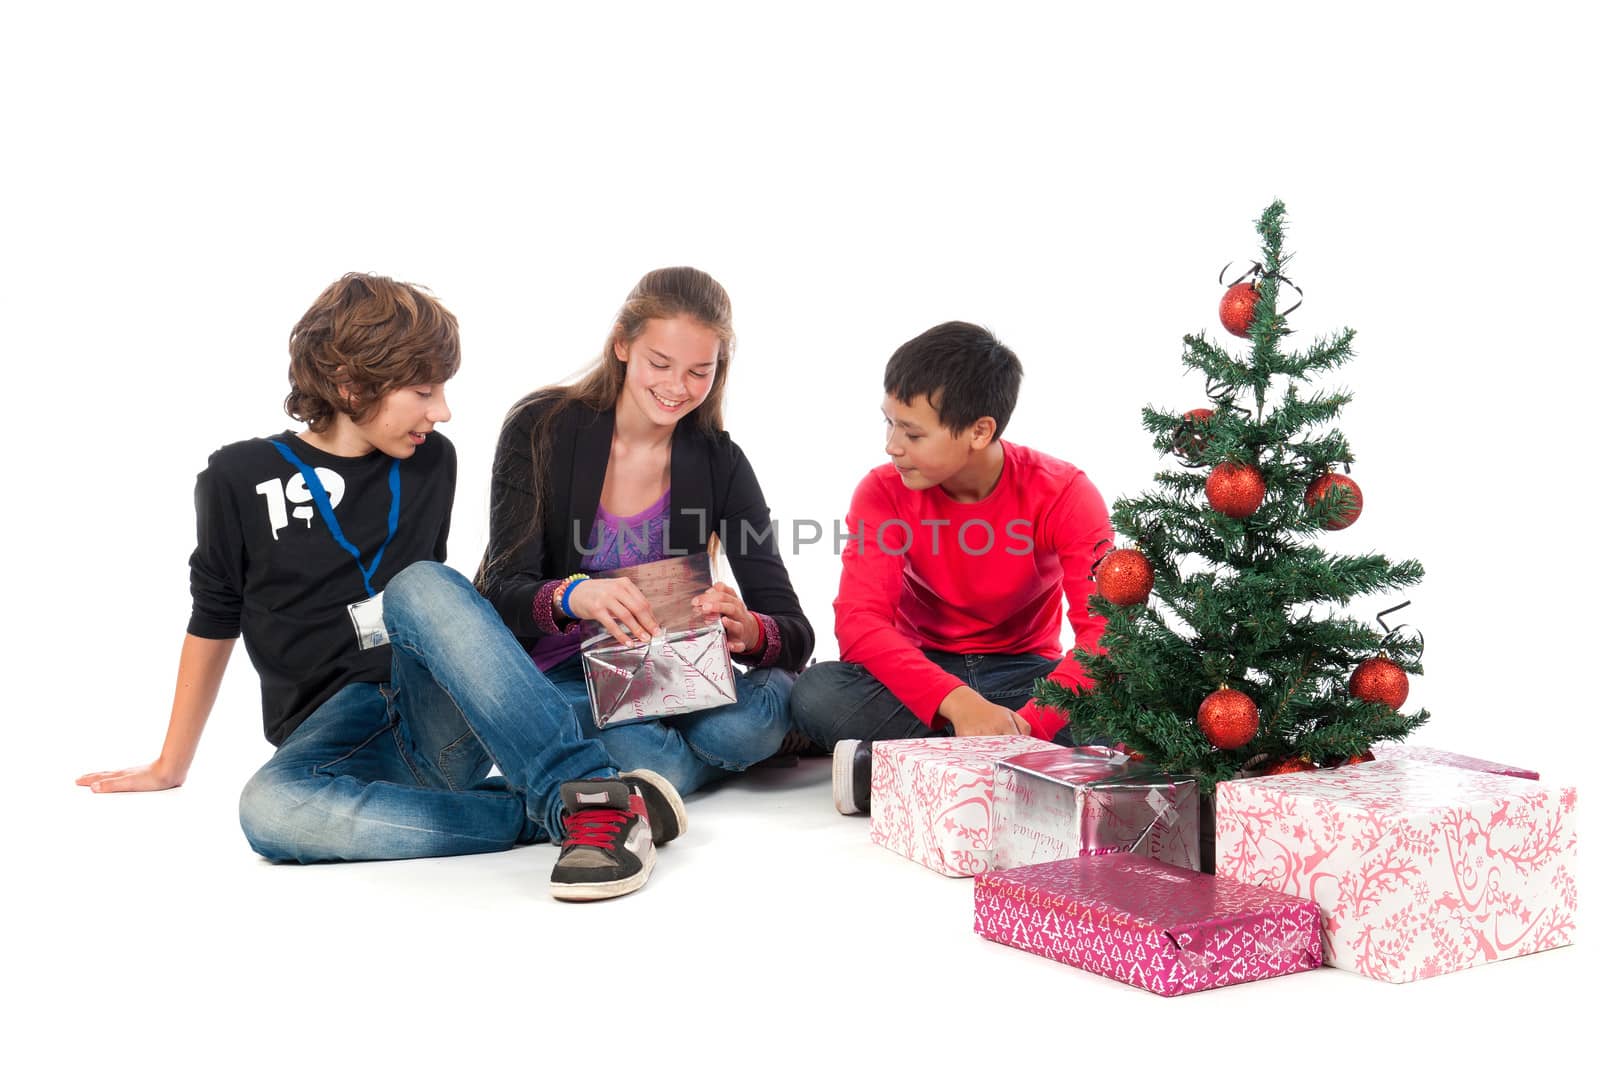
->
[4, 2, 1595, 1060]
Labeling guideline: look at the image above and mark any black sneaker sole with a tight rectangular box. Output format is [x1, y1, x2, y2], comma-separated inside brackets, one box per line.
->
[620, 768, 687, 845]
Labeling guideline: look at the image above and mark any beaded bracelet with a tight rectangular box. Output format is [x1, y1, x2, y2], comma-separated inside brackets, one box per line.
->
[558, 573, 591, 619]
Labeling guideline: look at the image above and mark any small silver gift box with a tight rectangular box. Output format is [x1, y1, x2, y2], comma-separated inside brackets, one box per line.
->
[579, 552, 738, 729]
[991, 747, 1200, 872]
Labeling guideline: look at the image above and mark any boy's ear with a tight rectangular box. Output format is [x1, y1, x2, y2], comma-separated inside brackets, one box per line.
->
[330, 369, 357, 407]
[968, 416, 997, 449]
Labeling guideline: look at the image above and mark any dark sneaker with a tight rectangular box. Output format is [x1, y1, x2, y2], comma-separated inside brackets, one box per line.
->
[550, 779, 655, 901]
[619, 768, 686, 846]
[832, 739, 873, 816]
[778, 728, 828, 757]
[751, 728, 827, 769]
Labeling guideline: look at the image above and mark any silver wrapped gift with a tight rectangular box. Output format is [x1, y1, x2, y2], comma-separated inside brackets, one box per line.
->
[579, 552, 738, 729]
[991, 747, 1200, 872]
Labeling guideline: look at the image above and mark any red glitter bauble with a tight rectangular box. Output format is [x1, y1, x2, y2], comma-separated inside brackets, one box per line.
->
[1205, 462, 1266, 519]
[1097, 548, 1155, 606]
[1219, 283, 1260, 337]
[1197, 687, 1259, 750]
[1345, 750, 1376, 766]
[1265, 756, 1316, 775]
[1305, 472, 1364, 530]
[1170, 408, 1215, 462]
[1350, 657, 1409, 710]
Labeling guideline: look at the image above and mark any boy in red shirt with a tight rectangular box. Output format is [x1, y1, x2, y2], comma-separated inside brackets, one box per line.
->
[790, 321, 1113, 814]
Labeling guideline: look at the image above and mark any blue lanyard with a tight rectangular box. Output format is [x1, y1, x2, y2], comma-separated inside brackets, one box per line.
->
[271, 440, 401, 599]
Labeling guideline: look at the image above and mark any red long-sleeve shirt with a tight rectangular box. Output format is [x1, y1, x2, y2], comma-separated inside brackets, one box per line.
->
[833, 441, 1112, 740]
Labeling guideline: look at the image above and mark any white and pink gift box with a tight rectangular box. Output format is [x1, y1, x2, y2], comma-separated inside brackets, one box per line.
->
[1369, 742, 1539, 780]
[1216, 759, 1578, 983]
[974, 853, 1323, 996]
[869, 736, 1060, 877]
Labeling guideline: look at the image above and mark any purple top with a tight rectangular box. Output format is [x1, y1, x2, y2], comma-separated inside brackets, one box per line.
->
[526, 486, 786, 674]
[532, 490, 672, 671]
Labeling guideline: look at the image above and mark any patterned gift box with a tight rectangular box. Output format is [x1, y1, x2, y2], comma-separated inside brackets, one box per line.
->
[991, 747, 1201, 872]
[869, 736, 1062, 877]
[579, 552, 737, 728]
[1369, 742, 1539, 780]
[974, 853, 1322, 996]
[1216, 759, 1578, 983]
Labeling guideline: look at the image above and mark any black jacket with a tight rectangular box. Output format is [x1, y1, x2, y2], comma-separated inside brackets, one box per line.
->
[479, 396, 813, 673]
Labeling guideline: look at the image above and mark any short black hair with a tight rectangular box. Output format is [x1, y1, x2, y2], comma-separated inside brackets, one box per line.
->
[884, 321, 1022, 438]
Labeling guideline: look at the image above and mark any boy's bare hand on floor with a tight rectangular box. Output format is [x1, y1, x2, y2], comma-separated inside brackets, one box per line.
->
[76, 762, 185, 793]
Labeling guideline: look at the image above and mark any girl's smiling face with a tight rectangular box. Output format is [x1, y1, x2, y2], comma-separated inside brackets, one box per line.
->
[615, 315, 721, 429]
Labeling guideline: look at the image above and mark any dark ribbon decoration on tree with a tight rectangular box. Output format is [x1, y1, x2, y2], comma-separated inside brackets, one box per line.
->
[1173, 394, 1227, 469]
[1205, 374, 1238, 407]
[1087, 538, 1114, 581]
[1218, 260, 1305, 324]
[1376, 600, 1425, 658]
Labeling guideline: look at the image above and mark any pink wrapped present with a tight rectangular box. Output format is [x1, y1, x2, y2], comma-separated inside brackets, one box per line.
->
[1216, 760, 1578, 983]
[974, 853, 1322, 996]
[991, 747, 1201, 872]
[1370, 742, 1539, 780]
[869, 736, 1061, 877]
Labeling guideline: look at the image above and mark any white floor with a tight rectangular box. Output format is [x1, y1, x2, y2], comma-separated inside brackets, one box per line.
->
[22, 754, 1584, 1062]
[8, 5, 1595, 1060]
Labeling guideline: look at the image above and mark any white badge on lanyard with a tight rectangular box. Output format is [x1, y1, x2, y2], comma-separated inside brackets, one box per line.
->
[347, 593, 390, 650]
[272, 439, 403, 653]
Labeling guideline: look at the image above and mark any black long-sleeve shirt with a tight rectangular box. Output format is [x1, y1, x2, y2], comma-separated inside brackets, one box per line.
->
[187, 431, 455, 745]
[478, 398, 814, 673]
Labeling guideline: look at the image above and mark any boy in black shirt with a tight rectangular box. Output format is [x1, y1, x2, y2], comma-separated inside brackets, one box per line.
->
[78, 273, 684, 901]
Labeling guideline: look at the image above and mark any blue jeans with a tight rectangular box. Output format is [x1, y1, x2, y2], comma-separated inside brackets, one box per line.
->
[541, 655, 795, 798]
[238, 562, 619, 863]
[789, 650, 1070, 748]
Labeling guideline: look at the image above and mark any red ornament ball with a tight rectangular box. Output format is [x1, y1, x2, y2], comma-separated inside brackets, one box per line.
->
[1170, 408, 1214, 462]
[1097, 548, 1155, 606]
[1345, 750, 1376, 766]
[1265, 756, 1316, 775]
[1197, 687, 1259, 750]
[1305, 472, 1364, 530]
[1350, 657, 1410, 710]
[1206, 462, 1266, 519]
[1219, 282, 1260, 337]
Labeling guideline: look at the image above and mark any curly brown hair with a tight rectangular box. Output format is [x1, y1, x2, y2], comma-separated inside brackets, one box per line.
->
[285, 273, 461, 432]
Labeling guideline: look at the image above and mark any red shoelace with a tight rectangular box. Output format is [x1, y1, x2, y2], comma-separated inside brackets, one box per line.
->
[562, 807, 630, 849]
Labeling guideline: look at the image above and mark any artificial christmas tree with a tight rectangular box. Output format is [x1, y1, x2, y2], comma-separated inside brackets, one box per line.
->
[1036, 201, 1426, 817]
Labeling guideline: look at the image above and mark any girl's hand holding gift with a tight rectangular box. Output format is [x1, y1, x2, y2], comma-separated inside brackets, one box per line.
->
[694, 581, 762, 653]
[566, 577, 662, 646]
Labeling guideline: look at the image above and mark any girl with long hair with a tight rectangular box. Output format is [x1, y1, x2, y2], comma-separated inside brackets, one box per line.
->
[478, 266, 812, 797]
